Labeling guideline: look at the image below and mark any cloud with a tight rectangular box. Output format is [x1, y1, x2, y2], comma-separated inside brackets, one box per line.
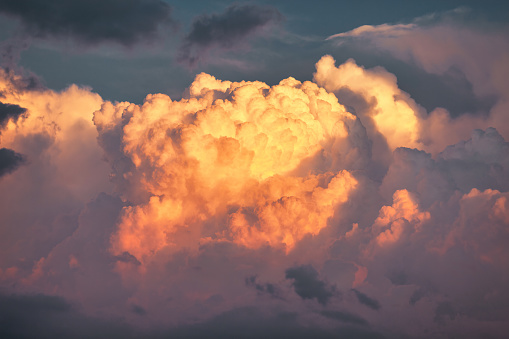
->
[319, 310, 368, 326]
[0, 101, 26, 125]
[178, 4, 283, 67]
[245, 275, 282, 299]
[285, 265, 335, 305]
[325, 11, 509, 144]
[94, 73, 360, 262]
[326, 23, 416, 40]
[1, 47, 509, 337]
[0, 0, 173, 46]
[0, 148, 24, 177]
[352, 289, 380, 310]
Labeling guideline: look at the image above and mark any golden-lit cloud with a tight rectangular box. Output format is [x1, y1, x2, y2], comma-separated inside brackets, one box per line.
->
[96, 74, 359, 261]
[372, 189, 430, 246]
[314, 55, 423, 151]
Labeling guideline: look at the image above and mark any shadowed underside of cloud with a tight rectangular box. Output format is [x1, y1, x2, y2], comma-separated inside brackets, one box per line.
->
[0, 0, 173, 46]
[178, 4, 283, 67]
[0, 148, 24, 177]
[352, 289, 381, 310]
[0, 294, 385, 339]
[319, 310, 368, 326]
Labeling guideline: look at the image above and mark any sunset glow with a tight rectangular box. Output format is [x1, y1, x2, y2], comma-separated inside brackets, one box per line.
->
[0, 1, 508, 338]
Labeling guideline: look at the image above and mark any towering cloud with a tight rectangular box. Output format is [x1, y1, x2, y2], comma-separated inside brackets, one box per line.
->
[95, 73, 360, 262]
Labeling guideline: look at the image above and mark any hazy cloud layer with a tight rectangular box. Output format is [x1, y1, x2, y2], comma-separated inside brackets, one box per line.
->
[178, 4, 283, 66]
[0, 0, 173, 46]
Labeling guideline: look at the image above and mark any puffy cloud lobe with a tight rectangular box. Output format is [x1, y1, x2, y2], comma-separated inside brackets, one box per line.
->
[96, 74, 359, 261]
[371, 189, 430, 247]
[314, 55, 424, 152]
[178, 4, 283, 67]
[0, 0, 173, 46]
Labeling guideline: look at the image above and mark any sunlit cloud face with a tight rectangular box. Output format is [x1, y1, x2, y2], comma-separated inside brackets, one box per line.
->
[95, 74, 359, 261]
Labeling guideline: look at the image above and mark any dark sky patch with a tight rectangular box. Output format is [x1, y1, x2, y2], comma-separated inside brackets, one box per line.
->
[0, 147, 25, 177]
[178, 4, 283, 67]
[285, 265, 335, 305]
[352, 289, 381, 311]
[0, 0, 173, 46]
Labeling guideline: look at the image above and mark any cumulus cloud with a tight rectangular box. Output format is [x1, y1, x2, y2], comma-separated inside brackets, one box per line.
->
[1, 46, 509, 338]
[0, 0, 174, 46]
[178, 4, 283, 67]
[326, 11, 509, 144]
[94, 73, 360, 262]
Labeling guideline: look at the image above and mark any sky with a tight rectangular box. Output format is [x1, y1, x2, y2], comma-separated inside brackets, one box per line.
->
[0, 0, 508, 338]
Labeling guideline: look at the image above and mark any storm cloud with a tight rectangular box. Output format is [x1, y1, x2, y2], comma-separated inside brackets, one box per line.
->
[0, 0, 173, 46]
[0, 101, 26, 125]
[285, 265, 336, 305]
[0, 148, 24, 177]
[178, 4, 283, 66]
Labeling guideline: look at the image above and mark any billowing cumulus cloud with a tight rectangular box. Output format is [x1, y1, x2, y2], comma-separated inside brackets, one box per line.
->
[326, 11, 509, 148]
[0, 0, 173, 46]
[93, 73, 361, 263]
[178, 4, 283, 67]
[1, 19, 509, 337]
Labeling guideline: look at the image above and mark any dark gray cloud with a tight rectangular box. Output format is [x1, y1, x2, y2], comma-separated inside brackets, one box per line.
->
[0, 0, 173, 46]
[0, 294, 385, 339]
[352, 289, 381, 311]
[0, 293, 139, 339]
[178, 4, 283, 67]
[166, 307, 384, 339]
[0, 148, 25, 177]
[319, 310, 368, 326]
[0, 101, 26, 125]
[285, 265, 335, 305]
[245, 275, 283, 299]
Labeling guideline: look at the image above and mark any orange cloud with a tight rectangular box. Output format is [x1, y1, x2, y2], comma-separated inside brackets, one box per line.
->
[98, 74, 359, 262]
[372, 190, 430, 247]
